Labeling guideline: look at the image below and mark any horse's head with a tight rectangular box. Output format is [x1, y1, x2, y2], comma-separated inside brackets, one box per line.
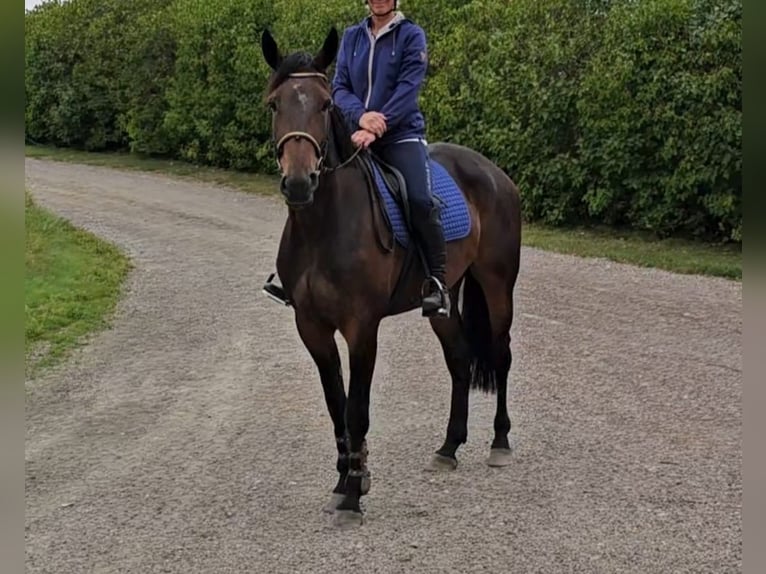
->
[261, 27, 339, 208]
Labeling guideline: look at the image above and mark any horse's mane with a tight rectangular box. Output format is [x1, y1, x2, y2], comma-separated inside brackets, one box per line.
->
[327, 105, 358, 168]
[265, 52, 359, 170]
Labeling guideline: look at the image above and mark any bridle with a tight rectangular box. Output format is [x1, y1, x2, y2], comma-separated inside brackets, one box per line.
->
[271, 72, 362, 176]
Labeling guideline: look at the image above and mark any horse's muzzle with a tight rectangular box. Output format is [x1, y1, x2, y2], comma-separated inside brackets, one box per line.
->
[280, 172, 319, 207]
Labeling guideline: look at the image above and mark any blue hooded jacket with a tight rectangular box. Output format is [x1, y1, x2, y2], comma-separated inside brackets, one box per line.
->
[331, 12, 428, 147]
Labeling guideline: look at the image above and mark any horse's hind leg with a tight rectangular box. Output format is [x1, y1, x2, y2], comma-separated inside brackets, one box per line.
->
[488, 329, 513, 467]
[469, 267, 516, 467]
[295, 313, 349, 512]
[425, 283, 472, 471]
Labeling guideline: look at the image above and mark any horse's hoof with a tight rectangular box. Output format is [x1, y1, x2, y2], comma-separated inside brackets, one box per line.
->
[322, 493, 345, 514]
[424, 453, 458, 472]
[333, 509, 365, 529]
[487, 447, 513, 467]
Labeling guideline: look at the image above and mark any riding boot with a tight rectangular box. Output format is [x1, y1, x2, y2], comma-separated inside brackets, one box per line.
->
[412, 205, 451, 318]
[262, 272, 290, 306]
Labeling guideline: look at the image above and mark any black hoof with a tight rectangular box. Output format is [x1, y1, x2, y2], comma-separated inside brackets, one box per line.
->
[333, 509, 365, 529]
[322, 493, 345, 514]
[487, 447, 513, 467]
[424, 453, 458, 472]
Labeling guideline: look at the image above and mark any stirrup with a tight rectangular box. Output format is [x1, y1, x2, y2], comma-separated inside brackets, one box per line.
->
[420, 276, 450, 318]
[262, 273, 291, 306]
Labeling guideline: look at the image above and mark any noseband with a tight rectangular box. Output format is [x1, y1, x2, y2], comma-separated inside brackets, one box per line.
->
[272, 72, 362, 175]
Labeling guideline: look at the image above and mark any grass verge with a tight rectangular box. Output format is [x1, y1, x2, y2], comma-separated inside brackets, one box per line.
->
[26, 145, 741, 280]
[522, 224, 741, 280]
[25, 191, 131, 375]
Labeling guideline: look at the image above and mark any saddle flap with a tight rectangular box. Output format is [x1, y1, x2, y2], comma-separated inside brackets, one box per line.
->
[360, 150, 471, 249]
[371, 154, 406, 205]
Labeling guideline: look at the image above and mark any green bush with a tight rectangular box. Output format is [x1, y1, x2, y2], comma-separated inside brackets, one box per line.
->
[123, 2, 177, 156]
[577, 0, 741, 240]
[25, 0, 169, 150]
[423, 0, 604, 227]
[25, 0, 88, 147]
[25, 0, 741, 242]
[159, 0, 278, 169]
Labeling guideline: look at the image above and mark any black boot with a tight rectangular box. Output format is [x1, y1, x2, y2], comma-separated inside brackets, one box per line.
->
[262, 272, 291, 306]
[412, 205, 451, 318]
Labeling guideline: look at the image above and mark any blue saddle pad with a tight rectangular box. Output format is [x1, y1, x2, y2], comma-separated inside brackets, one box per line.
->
[370, 159, 471, 248]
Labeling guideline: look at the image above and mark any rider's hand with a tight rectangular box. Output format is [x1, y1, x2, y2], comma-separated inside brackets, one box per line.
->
[351, 129, 377, 149]
[359, 112, 387, 137]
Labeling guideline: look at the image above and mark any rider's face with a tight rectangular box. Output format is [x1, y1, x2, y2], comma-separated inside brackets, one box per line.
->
[368, 0, 395, 16]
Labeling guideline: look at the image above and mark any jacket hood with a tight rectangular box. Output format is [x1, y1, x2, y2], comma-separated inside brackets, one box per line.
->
[361, 11, 407, 32]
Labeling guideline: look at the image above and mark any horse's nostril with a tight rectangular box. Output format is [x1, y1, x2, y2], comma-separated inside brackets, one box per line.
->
[309, 172, 319, 188]
[280, 174, 314, 206]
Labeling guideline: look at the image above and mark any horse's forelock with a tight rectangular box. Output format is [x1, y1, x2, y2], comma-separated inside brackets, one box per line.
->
[266, 52, 321, 94]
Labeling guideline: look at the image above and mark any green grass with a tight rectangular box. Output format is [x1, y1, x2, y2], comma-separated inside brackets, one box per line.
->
[26, 144, 741, 280]
[522, 224, 741, 280]
[25, 191, 131, 374]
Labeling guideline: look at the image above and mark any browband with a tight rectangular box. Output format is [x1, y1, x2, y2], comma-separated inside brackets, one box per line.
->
[287, 72, 328, 80]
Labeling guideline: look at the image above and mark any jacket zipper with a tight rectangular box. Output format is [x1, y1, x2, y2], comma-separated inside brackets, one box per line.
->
[363, 16, 402, 109]
[364, 28, 376, 108]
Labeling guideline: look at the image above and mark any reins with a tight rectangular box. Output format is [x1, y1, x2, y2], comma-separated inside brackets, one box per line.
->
[324, 143, 363, 173]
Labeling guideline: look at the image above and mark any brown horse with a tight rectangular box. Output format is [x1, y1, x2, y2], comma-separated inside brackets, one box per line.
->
[260, 27, 521, 527]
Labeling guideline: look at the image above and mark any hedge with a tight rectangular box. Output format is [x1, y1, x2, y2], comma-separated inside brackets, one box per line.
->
[25, 0, 741, 242]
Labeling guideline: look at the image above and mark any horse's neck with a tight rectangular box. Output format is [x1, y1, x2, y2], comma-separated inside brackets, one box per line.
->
[329, 108, 357, 166]
[279, 168, 371, 297]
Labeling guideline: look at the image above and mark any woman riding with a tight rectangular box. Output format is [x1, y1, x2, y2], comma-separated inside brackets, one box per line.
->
[332, 0, 450, 318]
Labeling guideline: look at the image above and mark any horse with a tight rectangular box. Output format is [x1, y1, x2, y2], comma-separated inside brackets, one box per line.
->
[260, 26, 521, 527]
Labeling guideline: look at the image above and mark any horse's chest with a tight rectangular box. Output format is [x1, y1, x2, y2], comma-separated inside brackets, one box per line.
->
[278, 240, 333, 281]
[277, 221, 371, 319]
[291, 266, 352, 318]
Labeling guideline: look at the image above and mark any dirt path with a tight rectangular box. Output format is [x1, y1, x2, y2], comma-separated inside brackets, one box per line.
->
[25, 158, 742, 573]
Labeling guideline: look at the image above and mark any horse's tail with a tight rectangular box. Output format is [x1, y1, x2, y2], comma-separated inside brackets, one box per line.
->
[461, 270, 497, 394]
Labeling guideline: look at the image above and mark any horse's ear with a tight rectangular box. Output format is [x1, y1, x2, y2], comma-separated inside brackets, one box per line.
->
[313, 27, 339, 72]
[261, 28, 282, 71]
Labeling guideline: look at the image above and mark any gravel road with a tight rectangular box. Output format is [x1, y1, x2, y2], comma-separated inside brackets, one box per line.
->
[25, 158, 742, 573]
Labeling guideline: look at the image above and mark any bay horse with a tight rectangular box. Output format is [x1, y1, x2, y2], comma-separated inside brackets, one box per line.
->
[260, 27, 521, 527]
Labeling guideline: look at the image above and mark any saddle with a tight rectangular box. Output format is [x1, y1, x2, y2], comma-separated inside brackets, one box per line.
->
[357, 150, 469, 250]
[358, 151, 413, 233]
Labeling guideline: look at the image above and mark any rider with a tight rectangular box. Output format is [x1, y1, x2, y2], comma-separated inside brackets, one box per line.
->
[332, 0, 450, 318]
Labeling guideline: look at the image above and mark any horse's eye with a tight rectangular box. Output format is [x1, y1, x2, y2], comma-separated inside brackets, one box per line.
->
[322, 99, 332, 111]
[268, 100, 277, 112]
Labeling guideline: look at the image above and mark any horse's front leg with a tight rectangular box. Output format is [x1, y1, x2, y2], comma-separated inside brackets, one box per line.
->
[333, 321, 379, 528]
[295, 312, 348, 513]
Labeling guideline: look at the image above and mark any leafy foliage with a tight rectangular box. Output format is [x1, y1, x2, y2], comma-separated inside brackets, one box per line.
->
[25, 0, 741, 241]
[576, 0, 742, 240]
